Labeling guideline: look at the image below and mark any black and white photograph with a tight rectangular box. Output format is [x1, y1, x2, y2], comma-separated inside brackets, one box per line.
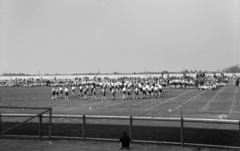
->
[0, 0, 240, 150]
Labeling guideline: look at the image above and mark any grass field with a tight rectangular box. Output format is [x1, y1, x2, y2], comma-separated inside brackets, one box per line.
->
[1, 84, 240, 148]
[1, 84, 240, 119]
[1, 139, 239, 151]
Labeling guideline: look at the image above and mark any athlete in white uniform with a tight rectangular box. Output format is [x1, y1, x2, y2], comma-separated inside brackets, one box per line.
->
[83, 86, 88, 100]
[122, 86, 126, 100]
[92, 86, 97, 100]
[51, 87, 56, 100]
[134, 86, 139, 99]
[127, 87, 132, 100]
[59, 86, 63, 98]
[72, 86, 75, 96]
[65, 86, 69, 100]
[158, 84, 163, 97]
[154, 85, 158, 98]
[55, 86, 59, 100]
[79, 84, 83, 96]
[102, 87, 107, 100]
[142, 85, 146, 99]
[111, 87, 116, 100]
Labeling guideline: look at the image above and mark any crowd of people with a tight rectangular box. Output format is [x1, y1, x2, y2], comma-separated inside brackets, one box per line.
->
[167, 74, 227, 90]
[0, 73, 237, 101]
[0, 78, 48, 87]
[47, 73, 231, 101]
[50, 76, 164, 101]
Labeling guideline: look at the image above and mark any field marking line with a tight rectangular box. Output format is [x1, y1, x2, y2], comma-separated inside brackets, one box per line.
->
[55, 89, 185, 112]
[200, 87, 225, 112]
[101, 99, 130, 108]
[130, 89, 185, 109]
[101, 89, 178, 109]
[174, 105, 182, 110]
[74, 100, 111, 108]
[84, 91, 184, 124]
[144, 89, 194, 111]
[229, 87, 238, 114]
[84, 95, 126, 109]
[53, 107, 176, 112]
[173, 90, 205, 111]
[118, 90, 180, 111]
[56, 95, 123, 108]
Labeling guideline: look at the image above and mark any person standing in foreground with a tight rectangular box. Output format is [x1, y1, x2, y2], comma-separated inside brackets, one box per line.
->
[119, 131, 131, 149]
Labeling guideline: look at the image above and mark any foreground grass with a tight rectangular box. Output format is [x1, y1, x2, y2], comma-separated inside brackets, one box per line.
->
[0, 139, 238, 151]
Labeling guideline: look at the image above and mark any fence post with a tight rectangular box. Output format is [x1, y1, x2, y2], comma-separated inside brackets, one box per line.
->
[48, 108, 52, 140]
[39, 115, 42, 139]
[181, 110, 184, 147]
[0, 114, 1, 138]
[130, 116, 133, 141]
[239, 120, 240, 146]
[82, 115, 85, 142]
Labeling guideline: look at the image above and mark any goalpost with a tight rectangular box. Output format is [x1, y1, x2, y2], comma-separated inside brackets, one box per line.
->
[0, 106, 52, 140]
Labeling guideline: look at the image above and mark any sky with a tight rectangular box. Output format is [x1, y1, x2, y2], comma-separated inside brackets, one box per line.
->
[0, 0, 239, 74]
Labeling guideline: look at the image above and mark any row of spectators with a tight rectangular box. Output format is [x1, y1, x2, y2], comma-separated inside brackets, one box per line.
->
[0, 73, 237, 89]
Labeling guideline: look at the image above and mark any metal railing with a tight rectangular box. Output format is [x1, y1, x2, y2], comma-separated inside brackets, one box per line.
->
[1, 113, 240, 149]
[0, 106, 52, 140]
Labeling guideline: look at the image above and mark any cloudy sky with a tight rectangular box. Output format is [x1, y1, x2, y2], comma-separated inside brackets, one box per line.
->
[0, 0, 239, 74]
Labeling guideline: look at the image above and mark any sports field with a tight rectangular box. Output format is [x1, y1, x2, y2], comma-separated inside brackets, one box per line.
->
[1, 84, 240, 147]
[1, 84, 240, 119]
